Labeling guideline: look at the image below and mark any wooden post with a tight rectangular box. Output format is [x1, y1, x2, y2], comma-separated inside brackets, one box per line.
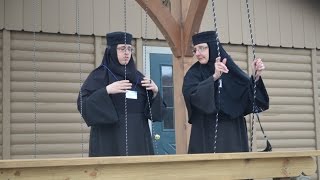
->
[311, 49, 320, 179]
[2, 30, 11, 159]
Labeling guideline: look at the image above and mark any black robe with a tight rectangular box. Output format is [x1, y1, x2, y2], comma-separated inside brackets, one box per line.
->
[77, 47, 164, 157]
[183, 44, 269, 154]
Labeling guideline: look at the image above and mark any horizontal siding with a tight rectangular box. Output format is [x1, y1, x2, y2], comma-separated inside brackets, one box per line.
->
[256, 47, 314, 151]
[2, 0, 319, 49]
[10, 32, 91, 158]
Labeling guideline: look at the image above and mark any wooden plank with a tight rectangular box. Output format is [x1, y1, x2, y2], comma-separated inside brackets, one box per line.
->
[59, 0, 76, 34]
[303, 2, 316, 48]
[42, 0, 59, 33]
[227, 0, 242, 44]
[174, 56, 188, 154]
[93, 0, 108, 36]
[78, 0, 93, 35]
[291, 0, 304, 48]
[278, 0, 293, 47]
[253, 0, 268, 46]
[241, 0, 255, 45]
[0, 0, 4, 29]
[266, 0, 280, 47]
[5, 0, 23, 30]
[0, 151, 319, 179]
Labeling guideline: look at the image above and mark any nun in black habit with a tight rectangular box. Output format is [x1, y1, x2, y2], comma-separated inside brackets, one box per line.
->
[77, 32, 164, 157]
[183, 31, 269, 153]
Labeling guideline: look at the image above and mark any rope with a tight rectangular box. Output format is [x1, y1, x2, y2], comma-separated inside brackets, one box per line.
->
[245, 0, 257, 152]
[123, 0, 129, 156]
[76, 0, 85, 157]
[245, 0, 271, 152]
[210, 0, 222, 154]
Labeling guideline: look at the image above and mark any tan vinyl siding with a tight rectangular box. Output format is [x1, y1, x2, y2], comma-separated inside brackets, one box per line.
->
[93, 0, 109, 35]
[0, 31, 3, 159]
[0, 0, 4, 29]
[317, 15, 320, 49]
[253, 0, 268, 46]
[23, 0, 41, 32]
[266, 0, 281, 47]
[42, 0, 59, 33]
[227, 0, 242, 44]
[257, 48, 315, 151]
[2, 0, 319, 49]
[5, 0, 23, 31]
[10, 32, 92, 159]
[59, 0, 76, 34]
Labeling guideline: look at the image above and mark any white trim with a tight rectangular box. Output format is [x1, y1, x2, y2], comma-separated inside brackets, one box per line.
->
[143, 46, 172, 77]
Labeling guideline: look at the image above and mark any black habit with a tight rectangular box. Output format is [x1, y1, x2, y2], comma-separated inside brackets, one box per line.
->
[77, 32, 164, 157]
[183, 31, 269, 153]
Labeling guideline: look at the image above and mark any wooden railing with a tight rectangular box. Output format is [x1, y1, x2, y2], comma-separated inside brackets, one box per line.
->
[0, 150, 319, 180]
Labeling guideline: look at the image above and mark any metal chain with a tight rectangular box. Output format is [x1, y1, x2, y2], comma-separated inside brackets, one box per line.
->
[76, 0, 85, 157]
[211, 0, 222, 154]
[245, 0, 257, 152]
[123, 0, 129, 156]
[32, 0, 38, 159]
[143, 0, 158, 155]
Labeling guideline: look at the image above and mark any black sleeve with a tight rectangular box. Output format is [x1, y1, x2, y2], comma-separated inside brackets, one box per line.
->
[77, 88, 119, 126]
[188, 76, 217, 114]
[246, 76, 269, 114]
[144, 92, 167, 122]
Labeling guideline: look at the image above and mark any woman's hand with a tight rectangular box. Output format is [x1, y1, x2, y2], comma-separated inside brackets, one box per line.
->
[252, 58, 265, 81]
[106, 80, 132, 94]
[213, 57, 228, 81]
[141, 77, 158, 98]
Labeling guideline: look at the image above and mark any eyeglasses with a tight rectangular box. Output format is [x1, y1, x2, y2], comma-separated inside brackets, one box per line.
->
[117, 46, 135, 53]
[192, 46, 208, 54]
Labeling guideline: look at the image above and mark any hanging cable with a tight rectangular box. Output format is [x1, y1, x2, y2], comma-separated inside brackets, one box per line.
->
[245, 0, 271, 152]
[210, 0, 222, 154]
[76, 0, 85, 157]
[143, 0, 159, 155]
[32, 0, 38, 159]
[123, 0, 129, 156]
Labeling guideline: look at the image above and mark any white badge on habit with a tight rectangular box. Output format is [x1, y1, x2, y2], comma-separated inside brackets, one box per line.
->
[126, 90, 137, 99]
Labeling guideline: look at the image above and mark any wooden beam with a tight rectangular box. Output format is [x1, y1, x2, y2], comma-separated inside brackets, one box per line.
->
[0, 151, 319, 179]
[183, 0, 208, 56]
[135, 0, 181, 57]
[2, 30, 11, 159]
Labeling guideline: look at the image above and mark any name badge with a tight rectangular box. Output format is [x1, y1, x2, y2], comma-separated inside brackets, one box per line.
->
[126, 90, 137, 99]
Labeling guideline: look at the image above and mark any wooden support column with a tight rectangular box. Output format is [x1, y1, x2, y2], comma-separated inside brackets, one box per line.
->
[2, 30, 11, 159]
[311, 49, 320, 178]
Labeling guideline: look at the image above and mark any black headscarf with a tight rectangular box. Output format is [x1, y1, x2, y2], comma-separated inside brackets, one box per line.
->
[184, 31, 251, 119]
[80, 31, 144, 97]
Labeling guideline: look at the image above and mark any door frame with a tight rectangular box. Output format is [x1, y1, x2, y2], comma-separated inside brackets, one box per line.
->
[143, 46, 172, 77]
